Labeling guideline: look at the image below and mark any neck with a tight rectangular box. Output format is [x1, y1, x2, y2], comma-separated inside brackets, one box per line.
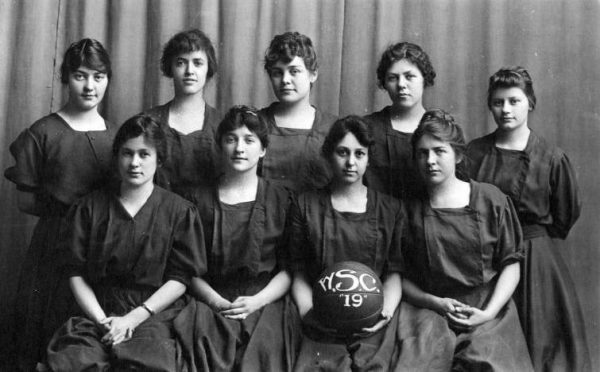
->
[275, 98, 312, 117]
[171, 93, 205, 111]
[495, 124, 530, 150]
[220, 168, 259, 190]
[427, 176, 460, 202]
[330, 178, 367, 197]
[389, 103, 425, 121]
[120, 181, 154, 202]
[60, 102, 100, 120]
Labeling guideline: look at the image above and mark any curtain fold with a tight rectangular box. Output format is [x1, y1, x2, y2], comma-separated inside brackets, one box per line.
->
[0, 0, 598, 366]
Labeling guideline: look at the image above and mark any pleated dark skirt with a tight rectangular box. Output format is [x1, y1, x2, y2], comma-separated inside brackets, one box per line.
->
[47, 286, 187, 372]
[515, 231, 591, 372]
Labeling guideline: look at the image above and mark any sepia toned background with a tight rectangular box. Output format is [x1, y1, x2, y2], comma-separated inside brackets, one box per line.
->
[0, 0, 598, 368]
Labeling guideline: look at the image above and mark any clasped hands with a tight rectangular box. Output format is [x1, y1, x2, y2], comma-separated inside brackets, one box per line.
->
[436, 297, 493, 332]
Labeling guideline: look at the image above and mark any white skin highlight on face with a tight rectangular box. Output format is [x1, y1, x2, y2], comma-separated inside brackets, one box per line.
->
[67, 66, 108, 111]
[329, 132, 369, 186]
[490, 87, 531, 133]
[118, 136, 158, 189]
[268, 56, 317, 106]
[415, 134, 461, 188]
[172, 50, 209, 97]
[220, 125, 266, 174]
[383, 59, 425, 110]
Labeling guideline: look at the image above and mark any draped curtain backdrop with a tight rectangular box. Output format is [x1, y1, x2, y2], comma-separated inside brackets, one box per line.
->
[1, 0, 598, 367]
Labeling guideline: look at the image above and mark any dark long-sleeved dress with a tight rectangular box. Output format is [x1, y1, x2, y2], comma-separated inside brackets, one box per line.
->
[4, 113, 114, 370]
[145, 102, 221, 194]
[258, 104, 336, 193]
[46, 186, 206, 371]
[402, 181, 533, 371]
[288, 188, 406, 371]
[174, 179, 295, 372]
[363, 107, 423, 200]
[467, 131, 591, 371]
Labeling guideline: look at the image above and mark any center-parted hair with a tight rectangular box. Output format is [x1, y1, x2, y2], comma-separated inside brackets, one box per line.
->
[216, 105, 269, 149]
[322, 116, 374, 159]
[160, 29, 218, 80]
[60, 38, 112, 84]
[264, 31, 318, 73]
[376, 42, 436, 88]
[487, 66, 536, 110]
[411, 109, 468, 180]
[112, 114, 167, 165]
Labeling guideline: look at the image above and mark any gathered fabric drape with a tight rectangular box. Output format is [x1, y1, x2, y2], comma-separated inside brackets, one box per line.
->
[1, 0, 598, 367]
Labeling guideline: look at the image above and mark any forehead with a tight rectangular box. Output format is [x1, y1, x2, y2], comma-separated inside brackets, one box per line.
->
[415, 134, 452, 149]
[386, 59, 422, 75]
[336, 132, 366, 149]
[271, 56, 307, 69]
[224, 125, 256, 137]
[73, 65, 105, 74]
[175, 49, 207, 60]
[121, 135, 156, 150]
[491, 86, 528, 99]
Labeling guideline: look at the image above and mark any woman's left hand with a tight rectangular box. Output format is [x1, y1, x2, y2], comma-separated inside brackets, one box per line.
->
[446, 305, 493, 332]
[360, 309, 394, 334]
[220, 295, 265, 320]
[99, 315, 138, 345]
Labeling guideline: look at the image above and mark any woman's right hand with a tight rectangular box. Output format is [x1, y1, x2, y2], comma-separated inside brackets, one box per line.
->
[434, 297, 468, 315]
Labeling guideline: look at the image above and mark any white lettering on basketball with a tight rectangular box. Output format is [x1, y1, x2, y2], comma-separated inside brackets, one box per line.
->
[317, 269, 380, 293]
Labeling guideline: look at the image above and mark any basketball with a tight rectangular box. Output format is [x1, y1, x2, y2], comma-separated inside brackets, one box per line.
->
[312, 261, 384, 333]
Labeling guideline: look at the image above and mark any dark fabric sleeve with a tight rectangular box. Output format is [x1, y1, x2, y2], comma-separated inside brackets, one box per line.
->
[164, 205, 207, 286]
[494, 196, 525, 270]
[286, 197, 312, 274]
[64, 199, 93, 278]
[4, 129, 43, 191]
[548, 152, 581, 239]
[386, 202, 407, 275]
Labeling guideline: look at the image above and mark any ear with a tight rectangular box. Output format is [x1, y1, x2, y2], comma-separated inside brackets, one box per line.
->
[259, 147, 266, 158]
[309, 70, 318, 83]
[456, 153, 464, 164]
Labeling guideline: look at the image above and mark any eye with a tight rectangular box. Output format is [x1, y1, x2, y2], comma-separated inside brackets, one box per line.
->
[290, 68, 301, 75]
[355, 150, 367, 159]
[510, 98, 520, 105]
[492, 100, 503, 107]
[175, 59, 186, 67]
[405, 74, 415, 80]
[386, 75, 398, 83]
[193, 59, 204, 67]
[335, 148, 349, 157]
[94, 74, 106, 82]
[224, 135, 236, 144]
[73, 73, 84, 81]
[269, 69, 283, 78]
[245, 136, 256, 144]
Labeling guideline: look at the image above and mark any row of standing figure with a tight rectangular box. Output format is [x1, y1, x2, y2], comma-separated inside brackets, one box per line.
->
[4, 29, 590, 371]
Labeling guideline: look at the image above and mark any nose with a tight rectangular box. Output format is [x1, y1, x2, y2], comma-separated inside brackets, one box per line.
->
[282, 70, 292, 84]
[398, 75, 407, 88]
[84, 76, 94, 90]
[502, 101, 511, 113]
[184, 61, 193, 75]
[347, 153, 357, 166]
[131, 154, 142, 167]
[234, 139, 245, 153]
[426, 151, 436, 165]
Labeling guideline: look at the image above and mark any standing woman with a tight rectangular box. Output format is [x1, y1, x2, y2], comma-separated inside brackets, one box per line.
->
[364, 42, 436, 200]
[47, 115, 206, 371]
[4, 38, 114, 371]
[402, 110, 532, 370]
[260, 31, 337, 193]
[467, 67, 591, 371]
[145, 29, 221, 194]
[289, 116, 403, 371]
[174, 106, 294, 371]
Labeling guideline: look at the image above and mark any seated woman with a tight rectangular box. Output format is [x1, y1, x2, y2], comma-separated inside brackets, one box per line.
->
[46, 114, 206, 371]
[401, 109, 533, 370]
[288, 116, 403, 371]
[174, 106, 294, 371]
[259, 31, 337, 193]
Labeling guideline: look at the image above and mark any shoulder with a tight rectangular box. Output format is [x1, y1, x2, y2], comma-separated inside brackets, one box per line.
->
[314, 108, 338, 131]
[153, 186, 199, 214]
[470, 180, 512, 212]
[204, 103, 222, 130]
[27, 114, 69, 138]
[262, 179, 294, 202]
[295, 188, 328, 211]
[370, 188, 402, 212]
[466, 132, 495, 153]
[363, 107, 389, 123]
[528, 131, 567, 161]
[143, 103, 170, 124]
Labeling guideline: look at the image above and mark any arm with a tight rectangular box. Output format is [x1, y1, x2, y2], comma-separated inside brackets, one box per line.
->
[189, 276, 233, 312]
[291, 271, 313, 319]
[447, 262, 519, 329]
[402, 278, 467, 316]
[362, 272, 402, 333]
[17, 190, 42, 216]
[221, 270, 292, 319]
[101, 279, 186, 345]
[70, 276, 107, 324]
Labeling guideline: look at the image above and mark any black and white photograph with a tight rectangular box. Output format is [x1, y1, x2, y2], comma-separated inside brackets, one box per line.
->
[0, 0, 598, 370]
